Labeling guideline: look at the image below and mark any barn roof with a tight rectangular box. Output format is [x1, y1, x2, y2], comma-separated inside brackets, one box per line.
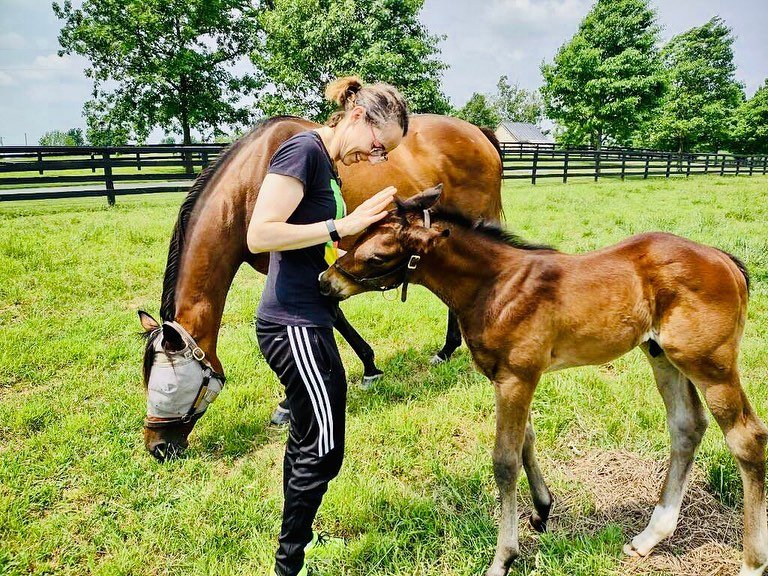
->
[499, 121, 553, 143]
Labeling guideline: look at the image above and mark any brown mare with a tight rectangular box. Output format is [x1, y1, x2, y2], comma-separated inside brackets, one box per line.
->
[138, 115, 502, 459]
[319, 186, 768, 576]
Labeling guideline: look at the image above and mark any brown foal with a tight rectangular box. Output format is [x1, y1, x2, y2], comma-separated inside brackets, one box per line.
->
[319, 186, 768, 576]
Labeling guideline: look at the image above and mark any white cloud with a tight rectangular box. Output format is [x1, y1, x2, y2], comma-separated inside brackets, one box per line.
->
[14, 53, 88, 83]
[0, 31, 27, 49]
[485, 0, 589, 29]
[0, 70, 17, 86]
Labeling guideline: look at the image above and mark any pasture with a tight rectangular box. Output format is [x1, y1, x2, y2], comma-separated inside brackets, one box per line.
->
[1, 175, 767, 576]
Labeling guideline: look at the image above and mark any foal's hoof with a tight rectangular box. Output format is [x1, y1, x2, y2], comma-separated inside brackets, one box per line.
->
[361, 370, 383, 390]
[529, 512, 548, 533]
[622, 543, 646, 558]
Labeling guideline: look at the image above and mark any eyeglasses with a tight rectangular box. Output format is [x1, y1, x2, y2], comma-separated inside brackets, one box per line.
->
[368, 124, 388, 164]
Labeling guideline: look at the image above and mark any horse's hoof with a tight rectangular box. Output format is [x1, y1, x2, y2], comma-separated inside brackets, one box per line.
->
[269, 404, 290, 427]
[361, 372, 383, 390]
[430, 353, 447, 365]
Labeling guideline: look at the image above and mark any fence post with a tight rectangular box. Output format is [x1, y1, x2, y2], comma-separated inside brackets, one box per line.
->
[749, 156, 754, 176]
[720, 155, 725, 176]
[563, 151, 569, 183]
[686, 154, 691, 177]
[531, 149, 539, 185]
[735, 158, 741, 177]
[202, 150, 209, 169]
[90, 152, 96, 173]
[37, 151, 44, 175]
[102, 150, 116, 206]
[594, 150, 601, 182]
[620, 151, 626, 180]
[136, 151, 141, 171]
[763, 156, 767, 175]
[665, 153, 672, 178]
[643, 155, 650, 179]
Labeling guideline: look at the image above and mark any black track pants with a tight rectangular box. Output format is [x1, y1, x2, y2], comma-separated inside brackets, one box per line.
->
[257, 319, 347, 576]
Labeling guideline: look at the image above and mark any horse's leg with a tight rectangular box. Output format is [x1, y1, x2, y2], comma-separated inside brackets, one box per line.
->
[333, 306, 383, 387]
[431, 309, 462, 364]
[486, 375, 537, 576]
[623, 344, 708, 557]
[523, 415, 553, 533]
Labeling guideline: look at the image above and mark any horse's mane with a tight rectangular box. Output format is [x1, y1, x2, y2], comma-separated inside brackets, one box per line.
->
[159, 115, 301, 321]
[427, 205, 557, 252]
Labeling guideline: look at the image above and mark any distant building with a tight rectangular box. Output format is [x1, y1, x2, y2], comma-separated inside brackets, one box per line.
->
[494, 121, 553, 144]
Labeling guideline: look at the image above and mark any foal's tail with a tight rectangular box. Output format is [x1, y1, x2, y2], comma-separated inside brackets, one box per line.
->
[719, 249, 751, 296]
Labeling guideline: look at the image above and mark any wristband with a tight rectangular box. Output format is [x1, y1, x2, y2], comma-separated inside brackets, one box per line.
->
[325, 219, 341, 242]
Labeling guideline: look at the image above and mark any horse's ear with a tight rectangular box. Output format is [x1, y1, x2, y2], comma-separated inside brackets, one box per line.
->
[395, 183, 443, 212]
[161, 323, 186, 352]
[138, 310, 160, 333]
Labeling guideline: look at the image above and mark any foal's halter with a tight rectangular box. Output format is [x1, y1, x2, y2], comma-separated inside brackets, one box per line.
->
[144, 321, 226, 430]
[332, 209, 430, 303]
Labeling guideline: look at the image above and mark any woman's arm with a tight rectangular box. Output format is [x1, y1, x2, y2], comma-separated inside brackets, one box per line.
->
[247, 173, 396, 253]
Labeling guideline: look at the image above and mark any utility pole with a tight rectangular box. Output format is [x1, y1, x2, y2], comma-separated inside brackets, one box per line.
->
[24, 132, 28, 146]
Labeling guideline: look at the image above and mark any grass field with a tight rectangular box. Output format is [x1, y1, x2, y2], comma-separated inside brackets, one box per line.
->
[1, 175, 767, 576]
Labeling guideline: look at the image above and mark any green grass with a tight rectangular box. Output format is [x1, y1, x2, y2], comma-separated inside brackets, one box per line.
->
[1, 175, 767, 575]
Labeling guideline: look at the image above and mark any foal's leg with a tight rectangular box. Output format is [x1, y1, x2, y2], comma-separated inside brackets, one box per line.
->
[522, 415, 553, 533]
[333, 306, 383, 385]
[624, 346, 708, 557]
[682, 367, 768, 576]
[431, 310, 462, 364]
[487, 375, 537, 576]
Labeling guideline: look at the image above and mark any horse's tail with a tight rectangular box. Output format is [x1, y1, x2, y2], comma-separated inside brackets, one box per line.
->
[479, 126, 506, 222]
[718, 249, 751, 297]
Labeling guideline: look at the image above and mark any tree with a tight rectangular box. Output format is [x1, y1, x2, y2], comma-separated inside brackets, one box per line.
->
[641, 17, 745, 154]
[493, 75, 542, 124]
[731, 80, 768, 154]
[455, 93, 500, 128]
[83, 97, 132, 146]
[253, 0, 451, 121]
[541, 0, 664, 148]
[53, 0, 261, 145]
[39, 129, 83, 146]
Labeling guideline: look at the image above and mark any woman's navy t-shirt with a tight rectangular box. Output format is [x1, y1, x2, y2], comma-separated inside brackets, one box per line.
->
[257, 130, 346, 327]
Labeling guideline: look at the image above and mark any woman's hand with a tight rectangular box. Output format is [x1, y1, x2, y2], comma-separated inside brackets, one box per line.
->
[336, 186, 396, 237]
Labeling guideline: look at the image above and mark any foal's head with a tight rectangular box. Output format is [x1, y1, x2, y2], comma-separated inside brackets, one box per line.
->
[138, 311, 224, 462]
[320, 184, 450, 300]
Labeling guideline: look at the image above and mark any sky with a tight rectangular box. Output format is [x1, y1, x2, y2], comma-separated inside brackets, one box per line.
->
[0, 0, 766, 146]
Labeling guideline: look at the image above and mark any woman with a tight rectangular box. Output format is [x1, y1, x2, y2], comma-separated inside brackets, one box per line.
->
[247, 76, 409, 576]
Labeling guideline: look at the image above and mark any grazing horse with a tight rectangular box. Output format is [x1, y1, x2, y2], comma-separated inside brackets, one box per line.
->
[319, 186, 768, 576]
[138, 115, 502, 460]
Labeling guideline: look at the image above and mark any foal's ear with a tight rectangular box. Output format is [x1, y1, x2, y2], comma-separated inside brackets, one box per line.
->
[401, 225, 450, 254]
[395, 183, 443, 212]
[138, 310, 160, 332]
[161, 323, 186, 352]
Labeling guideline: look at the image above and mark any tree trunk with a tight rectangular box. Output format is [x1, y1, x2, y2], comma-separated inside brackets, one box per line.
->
[179, 75, 194, 175]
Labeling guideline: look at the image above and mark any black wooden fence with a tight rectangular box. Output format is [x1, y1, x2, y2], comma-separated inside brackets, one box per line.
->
[0, 144, 226, 204]
[1, 142, 766, 204]
[500, 142, 768, 184]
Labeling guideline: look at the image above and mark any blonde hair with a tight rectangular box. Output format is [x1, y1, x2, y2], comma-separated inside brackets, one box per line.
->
[324, 75, 409, 135]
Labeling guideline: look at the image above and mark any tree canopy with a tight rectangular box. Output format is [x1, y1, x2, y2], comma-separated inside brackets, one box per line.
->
[541, 0, 664, 148]
[455, 93, 500, 128]
[640, 17, 745, 153]
[253, 0, 450, 121]
[38, 128, 85, 146]
[730, 80, 768, 155]
[53, 0, 261, 144]
[493, 75, 542, 124]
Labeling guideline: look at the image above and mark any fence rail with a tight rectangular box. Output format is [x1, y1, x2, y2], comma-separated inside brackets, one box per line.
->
[1, 143, 766, 204]
[0, 144, 226, 204]
[499, 142, 767, 184]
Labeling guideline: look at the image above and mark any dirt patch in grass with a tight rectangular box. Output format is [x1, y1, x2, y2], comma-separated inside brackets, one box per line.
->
[549, 449, 742, 575]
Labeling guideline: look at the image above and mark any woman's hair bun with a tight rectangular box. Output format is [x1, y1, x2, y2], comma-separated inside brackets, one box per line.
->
[324, 76, 364, 108]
